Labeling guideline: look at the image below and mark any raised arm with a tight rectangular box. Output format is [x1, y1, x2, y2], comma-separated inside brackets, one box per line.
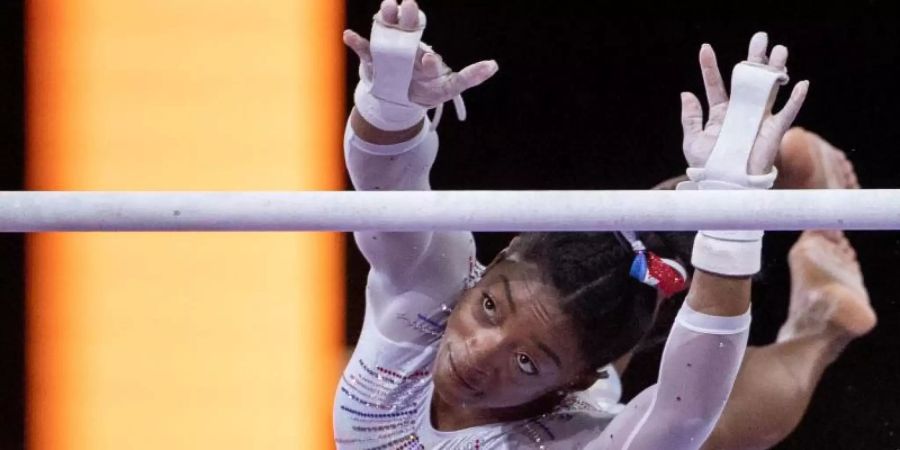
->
[343, 0, 498, 340]
[591, 32, 809, 450]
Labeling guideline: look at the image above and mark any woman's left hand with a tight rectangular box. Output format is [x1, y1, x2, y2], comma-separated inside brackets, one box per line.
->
[680, 32, 809, 175]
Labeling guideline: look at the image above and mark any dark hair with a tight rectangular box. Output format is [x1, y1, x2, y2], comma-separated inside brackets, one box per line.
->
[506, 231, 693, 372]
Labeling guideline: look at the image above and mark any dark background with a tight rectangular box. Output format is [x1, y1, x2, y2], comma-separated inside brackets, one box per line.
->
[1, 0, 26, 448]
[2, 1, 900, 449]
[342, 2, 900, 449]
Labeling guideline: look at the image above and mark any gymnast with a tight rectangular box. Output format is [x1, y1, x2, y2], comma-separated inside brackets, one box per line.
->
[334, 1, 876, 448]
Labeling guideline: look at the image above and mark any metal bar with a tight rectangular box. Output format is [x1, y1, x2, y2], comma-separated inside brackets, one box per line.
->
[1, 190, 898, 232]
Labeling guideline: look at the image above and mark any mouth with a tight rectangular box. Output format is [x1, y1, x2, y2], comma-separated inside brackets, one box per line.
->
[448, 348, 481, 394]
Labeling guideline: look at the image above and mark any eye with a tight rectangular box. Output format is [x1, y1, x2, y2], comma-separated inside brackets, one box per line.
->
[481, 294, 497, 317]
[516, 353, 538, 376]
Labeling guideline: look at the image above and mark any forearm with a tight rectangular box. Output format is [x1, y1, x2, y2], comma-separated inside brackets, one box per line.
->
[345, 107, 439, 283]
[597, 245, 752, 449]
[644, 304, 750, 446]
[621, 266, 752, 448]
[346, 113, 475, 334]
[617, 251, 753, 448]
[685, 269, 751, 317]
[598, 303, 750, 450]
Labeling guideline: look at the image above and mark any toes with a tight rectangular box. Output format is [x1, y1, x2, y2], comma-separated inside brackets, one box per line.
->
[833, 230, 848, 243]
[844, 245, 858, 262]
[822, 230, 845, 244]
[833, 153, 860, 189]
[795, 230, 829, 250]
[831, 234, 859, 262]
[845, 160, 861, 188]
[795, 230, 856, 258]
[848, 171, 861, 189]
[837, 238, 852, 253]
[840, 160, 853, 186]
[798, 230, 819, 241]
[804, 229, 844, 245]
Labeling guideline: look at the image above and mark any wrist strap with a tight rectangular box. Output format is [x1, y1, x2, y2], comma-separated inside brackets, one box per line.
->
[370, 11, 427, 104]
[354, 10, 429, 131]
[704, 62, 788, 185]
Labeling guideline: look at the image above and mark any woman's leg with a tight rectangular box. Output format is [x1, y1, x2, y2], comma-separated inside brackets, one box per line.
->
[703, 229, 875, 449]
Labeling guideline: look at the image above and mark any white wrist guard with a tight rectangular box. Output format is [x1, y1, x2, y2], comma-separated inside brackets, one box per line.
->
[354, 11, 428, 131]
[678, 61, 788, 277]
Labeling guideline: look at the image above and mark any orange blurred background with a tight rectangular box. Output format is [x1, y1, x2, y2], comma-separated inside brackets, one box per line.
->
[26, 1, 344, 448]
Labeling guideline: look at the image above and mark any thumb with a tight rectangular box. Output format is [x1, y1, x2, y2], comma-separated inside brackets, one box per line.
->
[343, 29, 373, 64]
[445, 60, 499, 96]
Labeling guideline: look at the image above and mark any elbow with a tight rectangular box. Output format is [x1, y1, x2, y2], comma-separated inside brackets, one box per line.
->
[653, 395, 729, 443]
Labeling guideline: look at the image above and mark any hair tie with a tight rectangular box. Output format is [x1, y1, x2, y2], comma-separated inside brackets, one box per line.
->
[619, 231, 688, 298]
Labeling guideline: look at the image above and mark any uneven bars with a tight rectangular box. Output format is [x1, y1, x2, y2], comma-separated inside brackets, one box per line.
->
[1, 190, 898, 232]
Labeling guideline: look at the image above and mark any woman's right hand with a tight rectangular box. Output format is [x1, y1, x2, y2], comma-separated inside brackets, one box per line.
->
[343, 0, 498, 110]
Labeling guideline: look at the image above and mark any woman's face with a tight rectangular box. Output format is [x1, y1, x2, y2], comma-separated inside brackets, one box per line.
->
[433, 259, 592, 410]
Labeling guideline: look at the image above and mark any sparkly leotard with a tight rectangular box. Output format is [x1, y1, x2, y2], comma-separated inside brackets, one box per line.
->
[334, 119, 752, 449]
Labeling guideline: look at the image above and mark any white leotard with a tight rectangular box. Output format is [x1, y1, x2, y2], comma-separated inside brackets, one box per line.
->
[333, 118, 751, 449]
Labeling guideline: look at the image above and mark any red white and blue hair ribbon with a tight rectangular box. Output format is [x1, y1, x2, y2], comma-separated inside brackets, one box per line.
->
[620, 231, 689, 298]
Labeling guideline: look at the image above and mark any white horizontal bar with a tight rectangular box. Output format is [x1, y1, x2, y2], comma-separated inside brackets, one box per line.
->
[1, 190, 898, 232]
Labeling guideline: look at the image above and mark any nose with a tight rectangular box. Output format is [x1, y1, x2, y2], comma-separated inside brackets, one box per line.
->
[465, 328, 505, 374]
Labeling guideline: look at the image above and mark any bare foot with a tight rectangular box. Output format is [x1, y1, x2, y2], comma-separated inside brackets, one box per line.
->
[775, 127, 860, 189]
[778, 230, 876, 344]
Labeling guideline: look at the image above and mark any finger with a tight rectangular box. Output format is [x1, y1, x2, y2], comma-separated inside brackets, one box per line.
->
[769, 44, 788, 71]
[343, 30, 372, 63]
[379, 0, 399, 25]
[747, 31, 769, 63]
[699, 44, 729, 109]
[444, 60, 499, 96]
[680, 91, 704, 136]
[398, 0, 420, 30]
[420, 52, 446, 79]
[773, 81, 810, 131]
[707, 102, 728, 128]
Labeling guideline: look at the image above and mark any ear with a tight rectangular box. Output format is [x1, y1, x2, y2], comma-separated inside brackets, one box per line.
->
[484, 246, 511, 271]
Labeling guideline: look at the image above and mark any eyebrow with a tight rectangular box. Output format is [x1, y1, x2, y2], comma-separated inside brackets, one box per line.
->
[498, 275, 517, 314]
[532, 337, 562, 369]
